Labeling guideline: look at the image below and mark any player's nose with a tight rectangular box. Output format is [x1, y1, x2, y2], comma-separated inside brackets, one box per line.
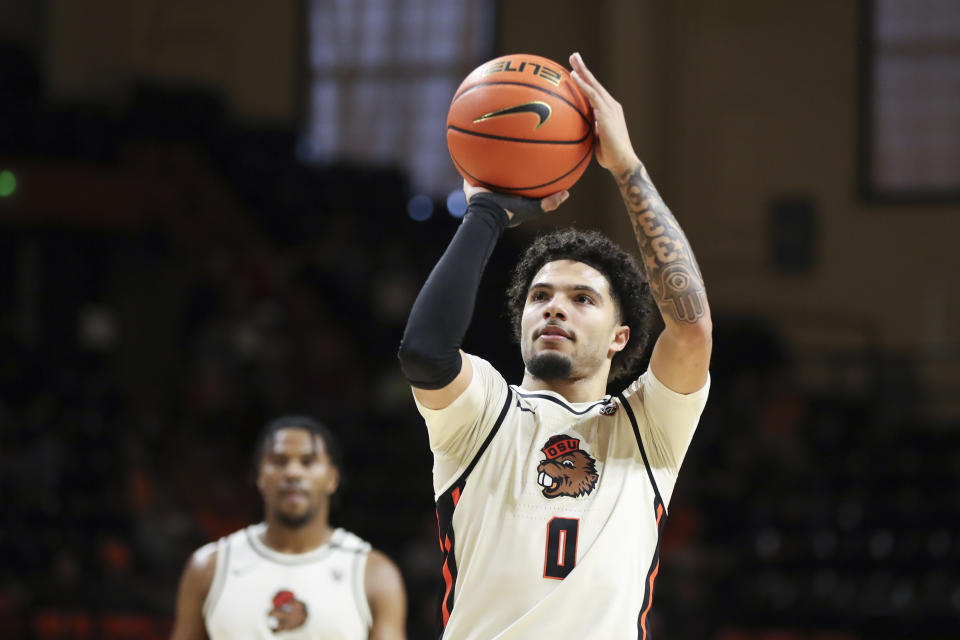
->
[542, 296, 567, 320]
[283, 460, 306, 478]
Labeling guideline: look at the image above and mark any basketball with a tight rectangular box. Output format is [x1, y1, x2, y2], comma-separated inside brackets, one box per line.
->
[446, 53, 594, 198]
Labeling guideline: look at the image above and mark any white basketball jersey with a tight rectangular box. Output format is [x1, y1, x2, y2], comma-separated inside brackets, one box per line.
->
[203, 524, 372, 639]
[416, 354, 709, 640]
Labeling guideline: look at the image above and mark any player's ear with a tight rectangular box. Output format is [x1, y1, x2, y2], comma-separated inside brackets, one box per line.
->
[255, 466, 266, 494]
[609, 324, 629, 355]
[326, 465, 340, 495]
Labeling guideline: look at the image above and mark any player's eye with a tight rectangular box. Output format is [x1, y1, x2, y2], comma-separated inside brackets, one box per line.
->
[530, 290, 546, 301]
[576, 294, 593, 304]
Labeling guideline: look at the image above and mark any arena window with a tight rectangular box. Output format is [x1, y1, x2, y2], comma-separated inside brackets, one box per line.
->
[301, 0, 496, 196]
[860, 0, 960, 201]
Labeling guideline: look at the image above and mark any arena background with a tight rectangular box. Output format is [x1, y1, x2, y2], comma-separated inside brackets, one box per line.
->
[1, 1, 958, 638]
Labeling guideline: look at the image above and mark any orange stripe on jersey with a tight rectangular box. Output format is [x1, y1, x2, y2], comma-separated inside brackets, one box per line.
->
[638, 502, 665, 640]
[436, 484, 463, 629]
[638, 559, 660, 638]
[441, 535, 455, 626]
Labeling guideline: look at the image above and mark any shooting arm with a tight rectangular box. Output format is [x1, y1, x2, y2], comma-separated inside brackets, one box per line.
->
[397, 195, 509, 409]
[569, 51, 711, 393]
[398, 187, 566, 410]
[616, 161, 711, 393]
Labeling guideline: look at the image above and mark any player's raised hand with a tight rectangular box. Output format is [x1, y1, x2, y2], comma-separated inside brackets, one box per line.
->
[569, 52, 640, 176]
[463, 179, 569, 227]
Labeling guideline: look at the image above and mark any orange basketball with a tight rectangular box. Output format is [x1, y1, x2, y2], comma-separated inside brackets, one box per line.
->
[446, 53, 594, 198]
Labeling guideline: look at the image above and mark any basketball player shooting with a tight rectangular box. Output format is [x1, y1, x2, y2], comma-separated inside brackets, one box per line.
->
[398, 52, 712, 638]
[170, 416, 407, 640]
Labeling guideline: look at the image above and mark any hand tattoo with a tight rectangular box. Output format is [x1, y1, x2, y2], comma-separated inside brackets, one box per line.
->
[617, 163, 706, 325]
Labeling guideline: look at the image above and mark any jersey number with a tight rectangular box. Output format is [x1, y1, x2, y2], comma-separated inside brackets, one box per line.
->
[543, 517, 579, 580]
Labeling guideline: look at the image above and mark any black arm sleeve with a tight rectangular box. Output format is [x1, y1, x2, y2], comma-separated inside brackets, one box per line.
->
[397, 194, 510, 389]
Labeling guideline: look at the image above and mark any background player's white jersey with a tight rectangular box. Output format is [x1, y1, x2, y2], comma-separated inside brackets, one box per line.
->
[203, 523, 372, 639]
[416, 354, 709, 640]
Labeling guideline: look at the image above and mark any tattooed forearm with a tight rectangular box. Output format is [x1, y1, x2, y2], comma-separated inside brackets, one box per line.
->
[616, 162, 707, 325]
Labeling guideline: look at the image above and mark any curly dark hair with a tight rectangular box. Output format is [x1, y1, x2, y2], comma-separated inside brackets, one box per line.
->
[506, 229, 655, 387]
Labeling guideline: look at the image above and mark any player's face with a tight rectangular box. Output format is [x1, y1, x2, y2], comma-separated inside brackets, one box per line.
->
[257, 428, 339, 529]
[520, 260, 629, 381]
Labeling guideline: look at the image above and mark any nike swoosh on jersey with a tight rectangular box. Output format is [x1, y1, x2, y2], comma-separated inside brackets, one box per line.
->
[473, 101, 552, 129]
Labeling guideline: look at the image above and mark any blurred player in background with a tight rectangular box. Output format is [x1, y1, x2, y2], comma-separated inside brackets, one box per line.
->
[171, 415, 406, 639]
[398, 52, 712, 638]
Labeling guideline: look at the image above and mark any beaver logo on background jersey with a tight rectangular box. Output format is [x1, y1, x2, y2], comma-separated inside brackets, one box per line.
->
[536, 434, 599, 499]
[267, 590, 308, 632]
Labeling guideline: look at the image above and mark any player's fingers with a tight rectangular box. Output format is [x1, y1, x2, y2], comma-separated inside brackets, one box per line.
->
[571, 70, 615, 121]
[570, 52, 613, 103]
[569, 52, 596, 83]
[540, 190, 570, 212]
[570, 70, 604, 109]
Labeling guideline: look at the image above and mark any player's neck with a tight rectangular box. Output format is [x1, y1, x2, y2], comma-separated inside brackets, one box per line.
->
[520, 370, 607, 404]
[262, 515, 335, 554]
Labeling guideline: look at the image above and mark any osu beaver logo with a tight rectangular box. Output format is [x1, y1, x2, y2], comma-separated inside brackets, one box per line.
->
[536, 434, 599, 499]
[267, 590, 308, 632]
